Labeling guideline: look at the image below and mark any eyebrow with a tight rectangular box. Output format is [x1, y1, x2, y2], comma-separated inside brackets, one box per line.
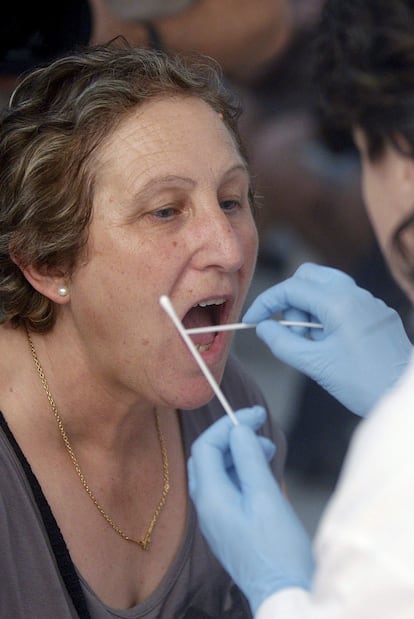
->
[128, 164, 251, 205]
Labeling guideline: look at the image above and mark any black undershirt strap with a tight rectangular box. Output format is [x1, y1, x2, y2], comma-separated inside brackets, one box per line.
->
[0, 412, 91, 619]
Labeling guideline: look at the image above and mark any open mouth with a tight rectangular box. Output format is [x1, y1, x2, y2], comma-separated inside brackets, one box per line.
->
[182, 298, 227, 352]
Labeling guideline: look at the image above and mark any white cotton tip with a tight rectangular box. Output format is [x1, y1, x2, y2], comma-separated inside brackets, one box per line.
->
[159, 295, 173, 314]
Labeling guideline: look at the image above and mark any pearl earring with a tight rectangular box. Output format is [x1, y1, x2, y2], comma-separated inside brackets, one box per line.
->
[58, 286, 68, 297]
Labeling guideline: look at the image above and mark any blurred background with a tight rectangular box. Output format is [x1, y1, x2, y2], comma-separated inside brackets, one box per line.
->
[2, 0, 412, 536]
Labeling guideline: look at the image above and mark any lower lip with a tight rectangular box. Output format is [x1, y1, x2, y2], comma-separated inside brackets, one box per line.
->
[192, 330, 230, 366]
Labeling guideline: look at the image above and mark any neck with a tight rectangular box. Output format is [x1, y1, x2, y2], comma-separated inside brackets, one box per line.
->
[23, 326, 173, 453]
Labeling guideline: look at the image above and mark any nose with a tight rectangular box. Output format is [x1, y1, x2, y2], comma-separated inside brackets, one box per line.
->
[191, 203, 246, 273]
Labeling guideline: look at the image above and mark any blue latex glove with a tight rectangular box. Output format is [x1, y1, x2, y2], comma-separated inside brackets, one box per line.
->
[244, 262, 412, 417]
[188, 406, 314, 615]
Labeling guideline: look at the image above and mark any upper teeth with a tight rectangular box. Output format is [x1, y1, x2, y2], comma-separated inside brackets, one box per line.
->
[194, 299, 225, 307]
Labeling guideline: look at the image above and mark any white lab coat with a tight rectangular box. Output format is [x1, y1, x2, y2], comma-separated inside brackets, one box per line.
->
[257, 352, 414, 619]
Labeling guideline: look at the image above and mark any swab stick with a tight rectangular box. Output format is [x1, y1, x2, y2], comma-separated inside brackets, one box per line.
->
[185, 320, 323, 335]
[159, 295, 239, 426]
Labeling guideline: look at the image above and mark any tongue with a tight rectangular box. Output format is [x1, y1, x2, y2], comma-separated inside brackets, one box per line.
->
[182, 305, 215, 346]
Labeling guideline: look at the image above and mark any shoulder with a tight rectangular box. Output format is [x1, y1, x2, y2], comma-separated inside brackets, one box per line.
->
[0, 417, 26, 501]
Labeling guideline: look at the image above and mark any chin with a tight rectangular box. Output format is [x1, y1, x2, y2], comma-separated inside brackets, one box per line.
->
[179, 384, 218, 411]
[167, 371, 225, 411]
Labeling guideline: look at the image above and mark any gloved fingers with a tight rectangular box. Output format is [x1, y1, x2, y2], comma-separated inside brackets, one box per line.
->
[234, 405, 268, 431]
[258, 436, 277, 462]
[188, 445, 240, 509]
[281, 307, 325, 343]
[294, 261, 352, 283]
[229, 425, 281, 496]
[223, 435, 275, 469]
[256, 319, 321, 373]
[188, 434, 233, 504]
[243, 262, 357, 327]
[243, 278, 326, 327]
[282, 307, 311, 335]
[188, 406, 267, 505]
[282, 307, 310, 323]
[190, 405, 266, 460]
[243, 284, 285, 324]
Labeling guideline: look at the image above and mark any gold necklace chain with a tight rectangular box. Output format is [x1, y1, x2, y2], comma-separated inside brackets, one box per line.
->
[26, 328, 170, 551]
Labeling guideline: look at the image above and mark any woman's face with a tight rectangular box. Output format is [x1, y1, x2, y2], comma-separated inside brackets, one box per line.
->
[68, 96, 258, 409]
[354, 128, 414, 299]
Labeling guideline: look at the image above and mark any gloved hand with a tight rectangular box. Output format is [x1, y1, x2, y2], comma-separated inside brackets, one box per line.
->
[188, 406, 314, 615]
[243, 262, 412, 417]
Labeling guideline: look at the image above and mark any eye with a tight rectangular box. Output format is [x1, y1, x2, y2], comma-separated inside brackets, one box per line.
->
[220, 198, 241, 212]
[152, 206, 179, 220]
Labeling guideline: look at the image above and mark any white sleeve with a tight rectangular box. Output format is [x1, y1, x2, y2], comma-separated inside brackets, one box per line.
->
[257, 353, 414, 619]
[256, 588, 313, 619]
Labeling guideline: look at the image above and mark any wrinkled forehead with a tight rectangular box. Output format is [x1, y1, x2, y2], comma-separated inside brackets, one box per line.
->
[90, 95, 244, 185]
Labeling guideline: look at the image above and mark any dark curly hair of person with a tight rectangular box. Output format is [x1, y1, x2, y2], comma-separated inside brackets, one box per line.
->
[315, 0, 414, 158]
[314, 0, 414, 280]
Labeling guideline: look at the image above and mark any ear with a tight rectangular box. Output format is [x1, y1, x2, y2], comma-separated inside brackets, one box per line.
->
[14, 260, 71, 305]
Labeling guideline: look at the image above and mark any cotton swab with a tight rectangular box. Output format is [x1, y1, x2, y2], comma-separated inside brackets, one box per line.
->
[185, 320, 323, 335]
[159, 295, 239, 426]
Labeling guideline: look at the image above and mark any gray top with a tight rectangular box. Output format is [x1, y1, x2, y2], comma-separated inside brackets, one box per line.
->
[0, 355, 286, 619]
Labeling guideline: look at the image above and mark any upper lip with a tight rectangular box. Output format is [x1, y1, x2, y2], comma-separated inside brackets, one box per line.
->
[181, 293, 234, 324]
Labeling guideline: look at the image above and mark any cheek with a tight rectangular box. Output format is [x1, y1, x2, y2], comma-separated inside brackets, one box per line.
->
[242, 218, 259, 268]
[361, 175, 390, 245]
[361, 170, 377, 219]
[247, 229, 259, 281]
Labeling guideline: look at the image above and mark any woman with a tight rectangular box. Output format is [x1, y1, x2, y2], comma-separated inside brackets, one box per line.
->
[189, 0, 414, 617]
[0, 45, 286, 618]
